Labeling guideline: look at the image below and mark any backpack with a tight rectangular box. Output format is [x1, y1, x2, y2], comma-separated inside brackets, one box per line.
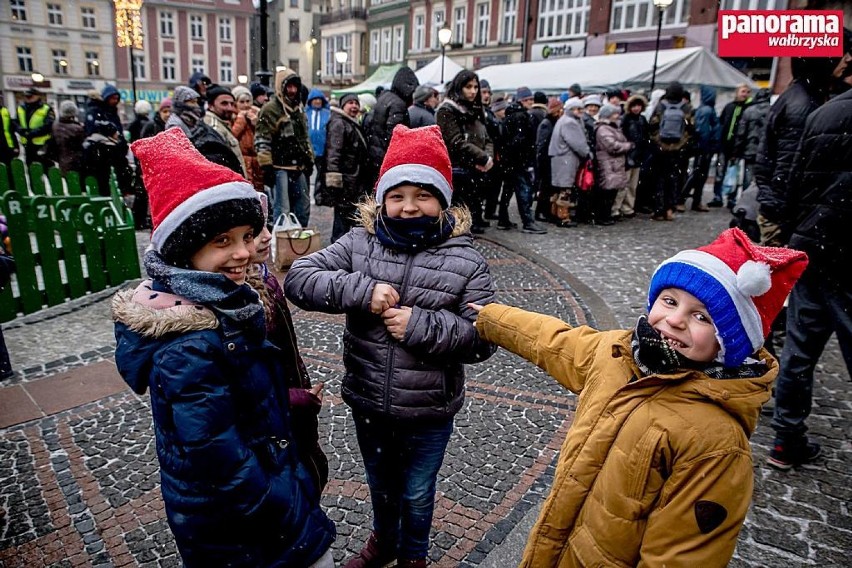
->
[659, 100, 686, 143]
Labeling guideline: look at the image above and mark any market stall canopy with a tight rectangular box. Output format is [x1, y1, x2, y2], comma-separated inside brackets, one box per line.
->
[332, 64, 402, 98]
[477, 47, 756, 95]
[414, 55, 466, 90]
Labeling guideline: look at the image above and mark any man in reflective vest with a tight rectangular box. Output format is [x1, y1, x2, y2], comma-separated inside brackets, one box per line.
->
[16, 87, 55, 167]
[1, 105, 19, 187]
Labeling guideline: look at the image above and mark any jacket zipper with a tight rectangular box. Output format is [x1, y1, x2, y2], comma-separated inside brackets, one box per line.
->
[383, 254, 415, 413]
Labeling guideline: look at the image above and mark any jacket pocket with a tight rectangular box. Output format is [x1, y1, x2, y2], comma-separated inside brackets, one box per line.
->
[626, 426, 665, 502]
[568, 524, 634, 568]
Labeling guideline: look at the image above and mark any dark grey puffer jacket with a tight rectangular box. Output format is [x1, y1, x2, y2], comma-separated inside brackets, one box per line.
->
[283, 206, 496, 423]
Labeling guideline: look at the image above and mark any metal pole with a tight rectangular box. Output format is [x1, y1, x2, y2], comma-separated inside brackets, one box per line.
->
[650, 8, 663, 93]
[441, 44, 446, 84]
[129, 45, 138, 105]
[258, 0, 270, 86]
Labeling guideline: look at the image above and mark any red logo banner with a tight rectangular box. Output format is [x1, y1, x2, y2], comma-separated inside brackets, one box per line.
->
[718, 10, 843, 57]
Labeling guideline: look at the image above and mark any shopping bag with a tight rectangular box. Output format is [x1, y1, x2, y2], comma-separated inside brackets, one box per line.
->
[273, 213, 322, 270]
[575, 159, 595, 192]
[550, 189, 572, 221]
[722, 161, 739, 196]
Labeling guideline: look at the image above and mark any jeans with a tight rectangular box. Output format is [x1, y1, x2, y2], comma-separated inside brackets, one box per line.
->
[771, 271, 852, 442]
[353, 411, 453, 560]
[504, 169, 535, 227]
[681, 151, 713, 207]
[273, 170, 310, 228]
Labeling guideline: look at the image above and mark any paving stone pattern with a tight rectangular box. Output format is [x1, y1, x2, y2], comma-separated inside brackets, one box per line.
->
[0, 202, 849, 567]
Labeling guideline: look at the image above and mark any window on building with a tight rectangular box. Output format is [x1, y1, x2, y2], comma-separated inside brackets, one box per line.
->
[220, 60, 233, 83]
[47, 3, 63, 26]
[10, 0, 26, 22]
[382, 28, 392, 63]
[538, 0, 590, 40]
[393, 26, 404, 61]
[160, 11, 174, 37]
[219, 18, 232, 42]
[475, 3, 490, 46]
[501, 0, 517, 43]
[289, 19, 299, 43]
[370, 30, 380, 64]
[53, 49, 68, 75]
[190, 15, 204, 40]
[16, 46, 33, 72]
[413, 13, 425, 51]
[162, 56, 176, 81]
[192, 58, 205, 74]
[86, 51, 100, 76]
[291, 0, 298, 6]
[81, 7, 96, 29]
[453, 6, 467, 45]
[133, 53, 146, 79]
[289, 58, 300, 73]
[721, 0, 781, 8]
[432, 9, 445, 49]
[610, 0, 689, 32]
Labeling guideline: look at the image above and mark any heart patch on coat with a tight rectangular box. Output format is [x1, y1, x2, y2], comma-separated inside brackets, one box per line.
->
[694, 500, 728, 534]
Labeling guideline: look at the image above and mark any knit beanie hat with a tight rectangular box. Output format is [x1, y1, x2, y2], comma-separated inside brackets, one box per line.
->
[339, 93, 360, 108]
[375, 125, 453, 208]
[250, 82, 267, 100]
[516, 86, 533, 101]
[159, 97, 172, 110]
[173, 86, 200, 105]
[547, 97, 563, 114]
[231, 85, 252, 101]
[598, 104, 621, 120]
[59, 100, 79, 119]
[479, 79, 491, 91]
[413, 85, 436, 104]
[534, 91, 548, 105]
[648, 228, 808, 367]
[131, 128, 263, 267]
[206, 84, 233, 105]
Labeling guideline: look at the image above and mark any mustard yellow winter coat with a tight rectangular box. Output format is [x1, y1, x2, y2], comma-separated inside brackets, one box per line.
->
[475, 304, 775, 568]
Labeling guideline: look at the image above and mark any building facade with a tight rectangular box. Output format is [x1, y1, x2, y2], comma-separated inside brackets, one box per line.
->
[318, 0, 367, 85]
[267, 0, 320, 84]
[2, 0, 116, 113]
[366, 0, 410, 75]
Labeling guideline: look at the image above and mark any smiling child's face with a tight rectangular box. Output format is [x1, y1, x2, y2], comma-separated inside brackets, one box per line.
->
[383, 184, 443, 219]
[647, 287, 721, 364]
[190, 225, 256, 285]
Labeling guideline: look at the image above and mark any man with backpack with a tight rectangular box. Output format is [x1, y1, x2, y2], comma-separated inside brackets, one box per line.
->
[680, 85, 720, 212]
[648, 82, 694, 221]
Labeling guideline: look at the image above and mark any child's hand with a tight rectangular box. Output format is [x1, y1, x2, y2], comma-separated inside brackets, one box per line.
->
[309, 382, 324, 403]
[370, 283, 400, 314]
[382, 306, 412, 340]
[467, 303, 485, 313]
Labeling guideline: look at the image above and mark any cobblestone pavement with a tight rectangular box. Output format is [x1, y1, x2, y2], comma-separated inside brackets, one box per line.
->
[1, 198, 849, 567]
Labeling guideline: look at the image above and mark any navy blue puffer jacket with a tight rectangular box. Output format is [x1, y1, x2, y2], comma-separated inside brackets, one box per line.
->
[112, 283, 335, 567]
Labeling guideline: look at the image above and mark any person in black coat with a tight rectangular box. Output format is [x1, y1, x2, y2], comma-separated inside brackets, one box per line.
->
[620, 94, 651, 217]
[83, 85, 133, 196]
[768, 53, 852, 471]
[534, 98, 566, 225]
[408, 85, 438, 128]
[500, 88, 546, 233]
[367, 67, 419, 184]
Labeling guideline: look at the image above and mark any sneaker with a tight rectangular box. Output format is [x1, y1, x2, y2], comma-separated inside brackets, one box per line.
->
[496, 221, 517, 230]
[766, 439, 822, 471]
[522, 222, 547, 234]
[707, 199, 724, 208]
[343, 533, 397, 568]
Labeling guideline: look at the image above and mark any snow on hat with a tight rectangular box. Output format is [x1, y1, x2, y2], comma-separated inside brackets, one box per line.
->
[648, 228, 808, 367]
[375, 125, 453, 207]
[131, 128, 262, 265]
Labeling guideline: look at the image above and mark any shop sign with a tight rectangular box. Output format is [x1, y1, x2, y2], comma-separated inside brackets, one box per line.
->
[119, 89, 172, 103]
[531, 40, 586, 61]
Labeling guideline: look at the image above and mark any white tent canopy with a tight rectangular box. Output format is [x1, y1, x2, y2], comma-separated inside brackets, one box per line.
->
[477, 47, 756, 95]
[414, 55, 466, 89]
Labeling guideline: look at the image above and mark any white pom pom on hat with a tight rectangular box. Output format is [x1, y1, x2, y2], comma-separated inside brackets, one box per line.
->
[736, 260, 772, 297]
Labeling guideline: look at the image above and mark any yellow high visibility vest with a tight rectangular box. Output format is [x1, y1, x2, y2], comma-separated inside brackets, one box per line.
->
[17, 103, 51, 145]
[1, 107, 15, 149]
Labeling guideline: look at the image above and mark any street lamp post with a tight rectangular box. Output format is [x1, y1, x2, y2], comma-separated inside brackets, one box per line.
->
[335, 49, 349, 86]
[114, 0, 144, 105]
[438, 26, 452, 85]
[650, 0, 673, 93]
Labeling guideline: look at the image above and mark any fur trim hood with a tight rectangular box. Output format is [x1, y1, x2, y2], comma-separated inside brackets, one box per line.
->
[356, 197, 472, 237]
[111, 280, 218, 339]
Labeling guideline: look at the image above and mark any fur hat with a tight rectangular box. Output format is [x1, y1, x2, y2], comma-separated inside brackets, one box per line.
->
[131, 129, 263, 266]
[375, 125, 453, 208]
[59, 100, 79, 119]
[648, 228, 808, 367]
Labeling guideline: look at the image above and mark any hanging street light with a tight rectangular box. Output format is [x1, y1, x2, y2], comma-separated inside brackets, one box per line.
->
[114, 0, 144, 106]
[650, 0, 674, 93]
[438, 26, 453, 85]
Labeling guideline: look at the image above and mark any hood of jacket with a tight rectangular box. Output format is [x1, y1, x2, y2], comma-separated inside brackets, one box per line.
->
[306, 88, 328, 107]
[111, 283, 219, 394]
[275, 69, 302, 108]
[356, 198, 472, 237]
[101, 84, 120, 101]
[390, 67, 419, 104]
[188, 71, 211, 92]
[700, 85, 717, 108]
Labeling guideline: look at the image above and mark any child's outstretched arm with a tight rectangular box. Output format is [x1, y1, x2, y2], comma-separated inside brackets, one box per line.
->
[284, 231, 378, 314]
[470, 303, 598, 394]
[397, 259, 497, 364]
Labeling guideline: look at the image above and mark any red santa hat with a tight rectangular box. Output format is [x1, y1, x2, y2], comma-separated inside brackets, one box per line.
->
[374, 124, 453, 207]
[131, 128, 262, 265]
[648, 228, 808, 367]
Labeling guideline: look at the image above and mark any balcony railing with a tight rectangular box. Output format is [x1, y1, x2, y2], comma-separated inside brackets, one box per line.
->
[319, 8, 367, 25]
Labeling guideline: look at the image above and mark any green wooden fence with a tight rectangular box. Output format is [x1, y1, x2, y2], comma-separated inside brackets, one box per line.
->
[0, 159, 140, 323]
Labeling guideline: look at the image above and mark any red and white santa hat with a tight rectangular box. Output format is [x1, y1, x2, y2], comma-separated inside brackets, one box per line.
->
[648, 228, 808, 367]
[131, 128, 262, 265]
[374, 124, 453, 207]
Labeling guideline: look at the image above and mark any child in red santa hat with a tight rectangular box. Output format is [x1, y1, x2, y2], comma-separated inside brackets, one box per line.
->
[111, 128, 335, 568]
[284, 124, 497, 568]
[469, 227, 808, 567]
